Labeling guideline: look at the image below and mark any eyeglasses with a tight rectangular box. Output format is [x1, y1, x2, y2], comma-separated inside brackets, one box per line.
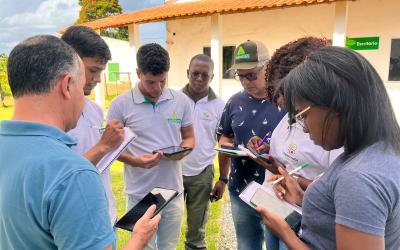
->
[293, 106, 311, 128]
[234, 66, 264, 82]
[190, 71, 211, 81]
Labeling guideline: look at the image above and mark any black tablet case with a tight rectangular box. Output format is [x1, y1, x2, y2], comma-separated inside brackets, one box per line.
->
[115, 191, 178, 231]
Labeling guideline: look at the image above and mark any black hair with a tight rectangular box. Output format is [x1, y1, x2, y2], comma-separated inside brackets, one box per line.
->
[188, 54, 214, 71]
[8, 35, 80, 98]
[266, 37, 328, 103]
[283, 46, 400, 156]
[61, 26, 111, 63]
[137, 43, 170, 75]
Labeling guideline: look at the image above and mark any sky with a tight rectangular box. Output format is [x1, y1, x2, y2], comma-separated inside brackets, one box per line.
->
[0, 0, 165, 55]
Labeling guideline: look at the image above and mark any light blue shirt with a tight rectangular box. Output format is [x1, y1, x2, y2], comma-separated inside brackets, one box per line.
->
[0, 120, 115, 250]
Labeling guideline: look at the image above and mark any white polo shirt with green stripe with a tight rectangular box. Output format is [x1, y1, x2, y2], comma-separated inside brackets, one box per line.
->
[107, 84, 193, 198]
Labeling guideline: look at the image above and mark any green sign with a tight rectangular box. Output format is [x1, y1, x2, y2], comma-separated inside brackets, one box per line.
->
[346, 37, 379, 50]
[108, 63, 120, 82]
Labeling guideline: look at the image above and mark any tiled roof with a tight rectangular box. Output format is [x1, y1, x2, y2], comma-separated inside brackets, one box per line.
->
[60, 0, 350, 32]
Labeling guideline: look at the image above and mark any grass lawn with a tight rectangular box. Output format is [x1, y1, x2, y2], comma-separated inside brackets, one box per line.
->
[0, 97, 13, 120]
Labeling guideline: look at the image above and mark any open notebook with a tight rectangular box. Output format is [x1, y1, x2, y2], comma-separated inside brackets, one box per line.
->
[96, 127, 137, 173]
[239, 181, 302, 216]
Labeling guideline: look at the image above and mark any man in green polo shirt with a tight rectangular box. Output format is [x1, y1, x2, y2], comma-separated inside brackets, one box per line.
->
[108, 43, 195, 250]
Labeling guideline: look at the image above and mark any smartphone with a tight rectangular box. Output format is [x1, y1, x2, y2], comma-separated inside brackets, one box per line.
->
[115, 187, 180, 231]
[250, 188, 270, 208]
[152, 146, 193, 157]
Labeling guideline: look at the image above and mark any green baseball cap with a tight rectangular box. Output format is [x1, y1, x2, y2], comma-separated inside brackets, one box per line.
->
[229, 40, 269, 70]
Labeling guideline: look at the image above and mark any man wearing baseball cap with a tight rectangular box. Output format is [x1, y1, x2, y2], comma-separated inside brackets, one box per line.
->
[211, 40, 285, 250]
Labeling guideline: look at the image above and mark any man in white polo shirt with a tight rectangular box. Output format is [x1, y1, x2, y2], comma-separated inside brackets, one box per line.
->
[62, 26, 125, 228]
[107, 43, 195, 250]
[181, 54, 225, 250]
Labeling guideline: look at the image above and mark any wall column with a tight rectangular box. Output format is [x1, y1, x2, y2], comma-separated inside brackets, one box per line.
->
[128, 23, 141, 86]
[332, 1, 349, 47]
[210, 14, 223, 97]
[94, 29, 106, 110]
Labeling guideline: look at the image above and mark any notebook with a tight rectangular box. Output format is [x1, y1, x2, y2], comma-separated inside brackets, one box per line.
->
[96, 127, 137, 173]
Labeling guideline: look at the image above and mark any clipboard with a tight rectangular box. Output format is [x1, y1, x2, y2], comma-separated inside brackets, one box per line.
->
[115, 187, 180, 232]
[239, 181, 302, 216]
[96, 127, 137, 173]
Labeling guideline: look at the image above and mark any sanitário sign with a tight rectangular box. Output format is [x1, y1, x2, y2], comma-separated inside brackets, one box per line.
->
[346, 37, 379, 50]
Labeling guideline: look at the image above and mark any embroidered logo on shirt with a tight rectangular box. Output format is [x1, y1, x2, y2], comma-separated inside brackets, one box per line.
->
[167, 112, 182, 124]
[288, 143, 297, 155]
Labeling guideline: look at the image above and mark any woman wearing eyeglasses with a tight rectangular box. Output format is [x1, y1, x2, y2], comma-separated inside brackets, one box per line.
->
[257, 46, 400, 250]
[247, 37, 343, 250]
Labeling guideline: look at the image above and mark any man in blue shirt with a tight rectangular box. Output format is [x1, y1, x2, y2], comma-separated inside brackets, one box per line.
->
[212, 40, 285, 250]
[0, 35, 159, 250]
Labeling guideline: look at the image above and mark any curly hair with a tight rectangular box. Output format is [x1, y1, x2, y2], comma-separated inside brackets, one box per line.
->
[137, 43, 170, 75]
[265, 37, 329, 103]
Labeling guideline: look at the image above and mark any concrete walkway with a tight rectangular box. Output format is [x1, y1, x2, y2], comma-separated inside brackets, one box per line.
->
[218, 196, 237, 250]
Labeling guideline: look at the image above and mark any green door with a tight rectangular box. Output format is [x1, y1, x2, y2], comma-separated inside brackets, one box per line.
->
[108, 63, 120, 82]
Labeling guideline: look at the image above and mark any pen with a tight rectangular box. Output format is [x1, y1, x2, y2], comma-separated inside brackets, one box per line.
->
[256, 131, 271, 150]
[271, 162, 309, 185]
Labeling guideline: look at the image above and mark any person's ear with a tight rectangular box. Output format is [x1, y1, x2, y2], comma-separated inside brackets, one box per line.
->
[187, 69, 190, 80]
[59, 73, 73, 100]
[209, 73, 214, 82]
[136, 68, 141, 79]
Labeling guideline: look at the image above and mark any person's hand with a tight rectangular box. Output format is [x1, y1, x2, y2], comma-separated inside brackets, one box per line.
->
[247, 136, 270, 154]
[210, 180, 226, 201]
[252, 154, 282, 175]
[256, 206, 292, 241]
[98, 119, 125, 152]
[130, 205, 161, 249]
[135, 152, 163, 169]
[267, 167, 304, 206]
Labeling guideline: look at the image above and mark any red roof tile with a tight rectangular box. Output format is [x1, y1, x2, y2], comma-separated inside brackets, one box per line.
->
[60, 0, 351, 33]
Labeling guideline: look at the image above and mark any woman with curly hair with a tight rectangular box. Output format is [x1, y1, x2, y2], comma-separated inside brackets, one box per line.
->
[248, 37, 343, 250]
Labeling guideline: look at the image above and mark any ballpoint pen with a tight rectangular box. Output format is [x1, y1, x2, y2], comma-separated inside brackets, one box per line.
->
[271, 162, 309, 185]
[256, 131, 271, 150]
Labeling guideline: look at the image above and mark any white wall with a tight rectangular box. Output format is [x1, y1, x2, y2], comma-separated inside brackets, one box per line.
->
[166, 0, 400, 120]
[345, 0, 400, 119]
[102, 36, 136, 84]
[166, 3, 336, 99]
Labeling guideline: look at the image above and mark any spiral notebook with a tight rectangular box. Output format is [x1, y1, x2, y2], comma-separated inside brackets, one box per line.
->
[96, 127, 137, 173]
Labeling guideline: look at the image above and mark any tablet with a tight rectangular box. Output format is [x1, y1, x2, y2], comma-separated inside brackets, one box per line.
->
[115, 187, 180, 232]
[152, 146, 193, 157]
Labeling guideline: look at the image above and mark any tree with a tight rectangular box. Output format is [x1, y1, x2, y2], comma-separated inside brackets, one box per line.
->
[76, 0, 128, 41]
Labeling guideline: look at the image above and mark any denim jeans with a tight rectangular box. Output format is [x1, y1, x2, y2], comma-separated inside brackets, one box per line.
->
[126, 193, 184, 250]
[265, 229, 288, 250]
[230, 193, 265, 250]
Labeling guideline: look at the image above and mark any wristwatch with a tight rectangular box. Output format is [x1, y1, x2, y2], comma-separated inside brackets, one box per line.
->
[219, 176, 228, 184]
